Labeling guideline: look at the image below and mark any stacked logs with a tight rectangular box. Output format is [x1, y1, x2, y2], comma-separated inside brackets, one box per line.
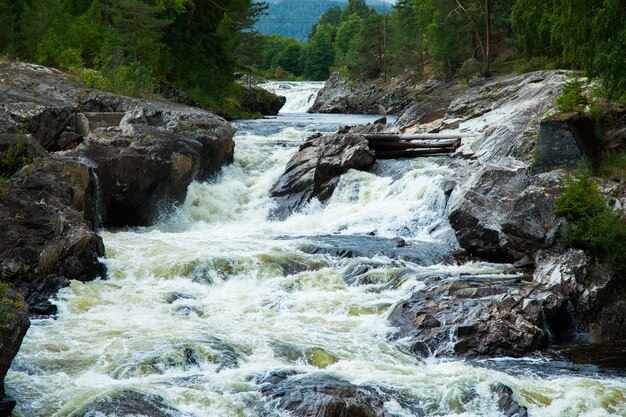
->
[363, 133, 464, 159]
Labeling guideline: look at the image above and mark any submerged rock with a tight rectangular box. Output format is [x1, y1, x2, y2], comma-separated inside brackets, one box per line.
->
[269, 134, 375, 219]
[491, 383, 529, 417]
[388, 278, 572, 358]
[76, 390, 181, 417]
[298, 235, 456, 266]
[259, 372, 394, 417]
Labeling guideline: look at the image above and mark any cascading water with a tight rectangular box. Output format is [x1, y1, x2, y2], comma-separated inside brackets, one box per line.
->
[7, 84, 626, 417]
[261, 81, 324, 113]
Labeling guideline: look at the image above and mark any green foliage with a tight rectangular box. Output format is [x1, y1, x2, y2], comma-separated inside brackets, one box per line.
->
[511, 0, 626, 99]
[0, 143, 32, 179]
[555, 161, 626, 270]
[304, 23, 336, 80]
[0, 0, 266, 112]
[0, 282, 26, 326]
[598, 151, 626, 180]
[556, 79, 589, 112]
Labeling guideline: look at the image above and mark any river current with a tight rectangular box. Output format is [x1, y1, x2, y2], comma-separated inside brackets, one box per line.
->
[7, 82, 626, 416]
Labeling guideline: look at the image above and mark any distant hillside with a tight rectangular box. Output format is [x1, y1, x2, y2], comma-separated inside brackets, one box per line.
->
[256, 0, 394, 40]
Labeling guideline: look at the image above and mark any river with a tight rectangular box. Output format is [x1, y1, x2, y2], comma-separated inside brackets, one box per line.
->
[7, 82, 626, 417]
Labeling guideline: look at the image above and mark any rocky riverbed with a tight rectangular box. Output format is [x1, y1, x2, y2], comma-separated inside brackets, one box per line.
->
[1, 64, 625, 416]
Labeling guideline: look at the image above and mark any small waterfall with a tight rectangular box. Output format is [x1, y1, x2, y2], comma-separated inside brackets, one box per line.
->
[261, 81, 325, 113]
[76, 156, 104, 230]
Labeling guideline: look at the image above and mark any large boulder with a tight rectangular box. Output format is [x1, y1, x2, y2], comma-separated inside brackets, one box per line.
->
[533, 112, 598, 172]
[448, 162, 565, 263]
[74, 390, 182, 417]
[238, 86, 286, 116]
[0, 157, 106, 308]
[259, 371, 395, 417]
[388, 278, 571, 358]
[309, 71, 422, 115]
[269, 134, 375, 220]
[72, 109, 235, 227]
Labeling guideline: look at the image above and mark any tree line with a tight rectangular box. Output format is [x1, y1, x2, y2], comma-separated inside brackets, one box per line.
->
[0, 0, 266, 113]
[251, 0, 624, 98]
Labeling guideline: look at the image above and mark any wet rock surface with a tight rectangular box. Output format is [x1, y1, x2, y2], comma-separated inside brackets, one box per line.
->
[448, 163, 565, 262]
[72, 111, 235, 227]
[310, 71, 430, 115]
[259, 372, 395, 417]
[388, 278, 571, 358]
[298, 235, 457, 266]
[270, 134, 375, 219]
[0, 289, 28, 411]
[77, 390, 181, 417]
[0, 157, 106, 307]
[491, 383, 529, 417]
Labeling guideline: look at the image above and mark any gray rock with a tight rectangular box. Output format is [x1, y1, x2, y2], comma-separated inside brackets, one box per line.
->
[1, 157, 106, 306]
[259, 372, 395, 417]
[270, 134, 375, 220]
[533, 113, 598, 173]
[238, 86, 286, 116]
[388, 278, 572, 358]
[73, 114, 235, 227]
[491, 384, 528, 417]
[310, 71, 422, 115]
[75, 391, 181, 417]
[0, 289, 29, 400]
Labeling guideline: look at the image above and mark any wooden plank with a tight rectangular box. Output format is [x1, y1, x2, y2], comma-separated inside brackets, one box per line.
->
[369, 140, 458, 149]
[363, 133, 469, 141]
[375, 149, 453, 159]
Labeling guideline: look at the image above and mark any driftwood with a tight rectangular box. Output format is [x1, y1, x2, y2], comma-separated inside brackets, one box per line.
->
[364, 133, 465, 159]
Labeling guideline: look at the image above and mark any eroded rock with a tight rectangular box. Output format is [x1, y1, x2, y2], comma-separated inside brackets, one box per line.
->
[76, 390, 181, 417]
[259, 372, 394, 417]
[0, 157, 106, 307]
[269, 134, 375, 219]
[388, 278, 572, 358]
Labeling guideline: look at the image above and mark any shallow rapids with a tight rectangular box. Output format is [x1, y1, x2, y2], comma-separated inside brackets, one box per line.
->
[7, 84, 626, 417]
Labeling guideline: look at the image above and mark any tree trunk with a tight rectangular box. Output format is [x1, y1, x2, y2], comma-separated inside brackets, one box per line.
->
[482, 0, 491, 77]
[102, 0, 111, 26]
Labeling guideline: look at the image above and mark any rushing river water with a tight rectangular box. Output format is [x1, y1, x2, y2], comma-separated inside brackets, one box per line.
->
[8, 82, 626, 417]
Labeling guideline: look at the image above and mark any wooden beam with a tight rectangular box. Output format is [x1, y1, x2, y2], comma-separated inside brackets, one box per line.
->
[375, 149, 453, 159]
[369, 140, 458, 149]
[363, 133, 469, 141]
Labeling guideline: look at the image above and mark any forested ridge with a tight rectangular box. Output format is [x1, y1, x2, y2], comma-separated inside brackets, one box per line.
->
[255, 0, 392, 41]
[0, 0, 623, 115]
[253, 0, 625, 98]
[0, 0, 267, 116]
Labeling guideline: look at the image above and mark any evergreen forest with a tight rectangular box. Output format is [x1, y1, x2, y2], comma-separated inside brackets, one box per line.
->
[0, 0, 623, 116]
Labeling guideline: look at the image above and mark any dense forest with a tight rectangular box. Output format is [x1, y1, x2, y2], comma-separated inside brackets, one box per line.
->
[0, 0, 267, 115]
[0, 0, 623, 115]
[255, 0, 392, 41]
[253, 0, 625, 98]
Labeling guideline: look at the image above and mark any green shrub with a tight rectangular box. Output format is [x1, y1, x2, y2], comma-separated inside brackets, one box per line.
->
[0, 142, 31, 179]
[555, 161, 626, 270]
[556, 79, 589, 112]
[599, 151, 626, 180]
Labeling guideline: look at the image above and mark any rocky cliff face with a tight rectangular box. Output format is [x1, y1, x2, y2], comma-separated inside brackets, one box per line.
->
[0, 60, 237, 406]
[389, 70, 626, 357]
[309, 71, 434, 115]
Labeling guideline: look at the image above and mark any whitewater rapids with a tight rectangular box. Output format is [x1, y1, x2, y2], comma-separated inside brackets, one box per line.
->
[7, 82, 626, 417]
